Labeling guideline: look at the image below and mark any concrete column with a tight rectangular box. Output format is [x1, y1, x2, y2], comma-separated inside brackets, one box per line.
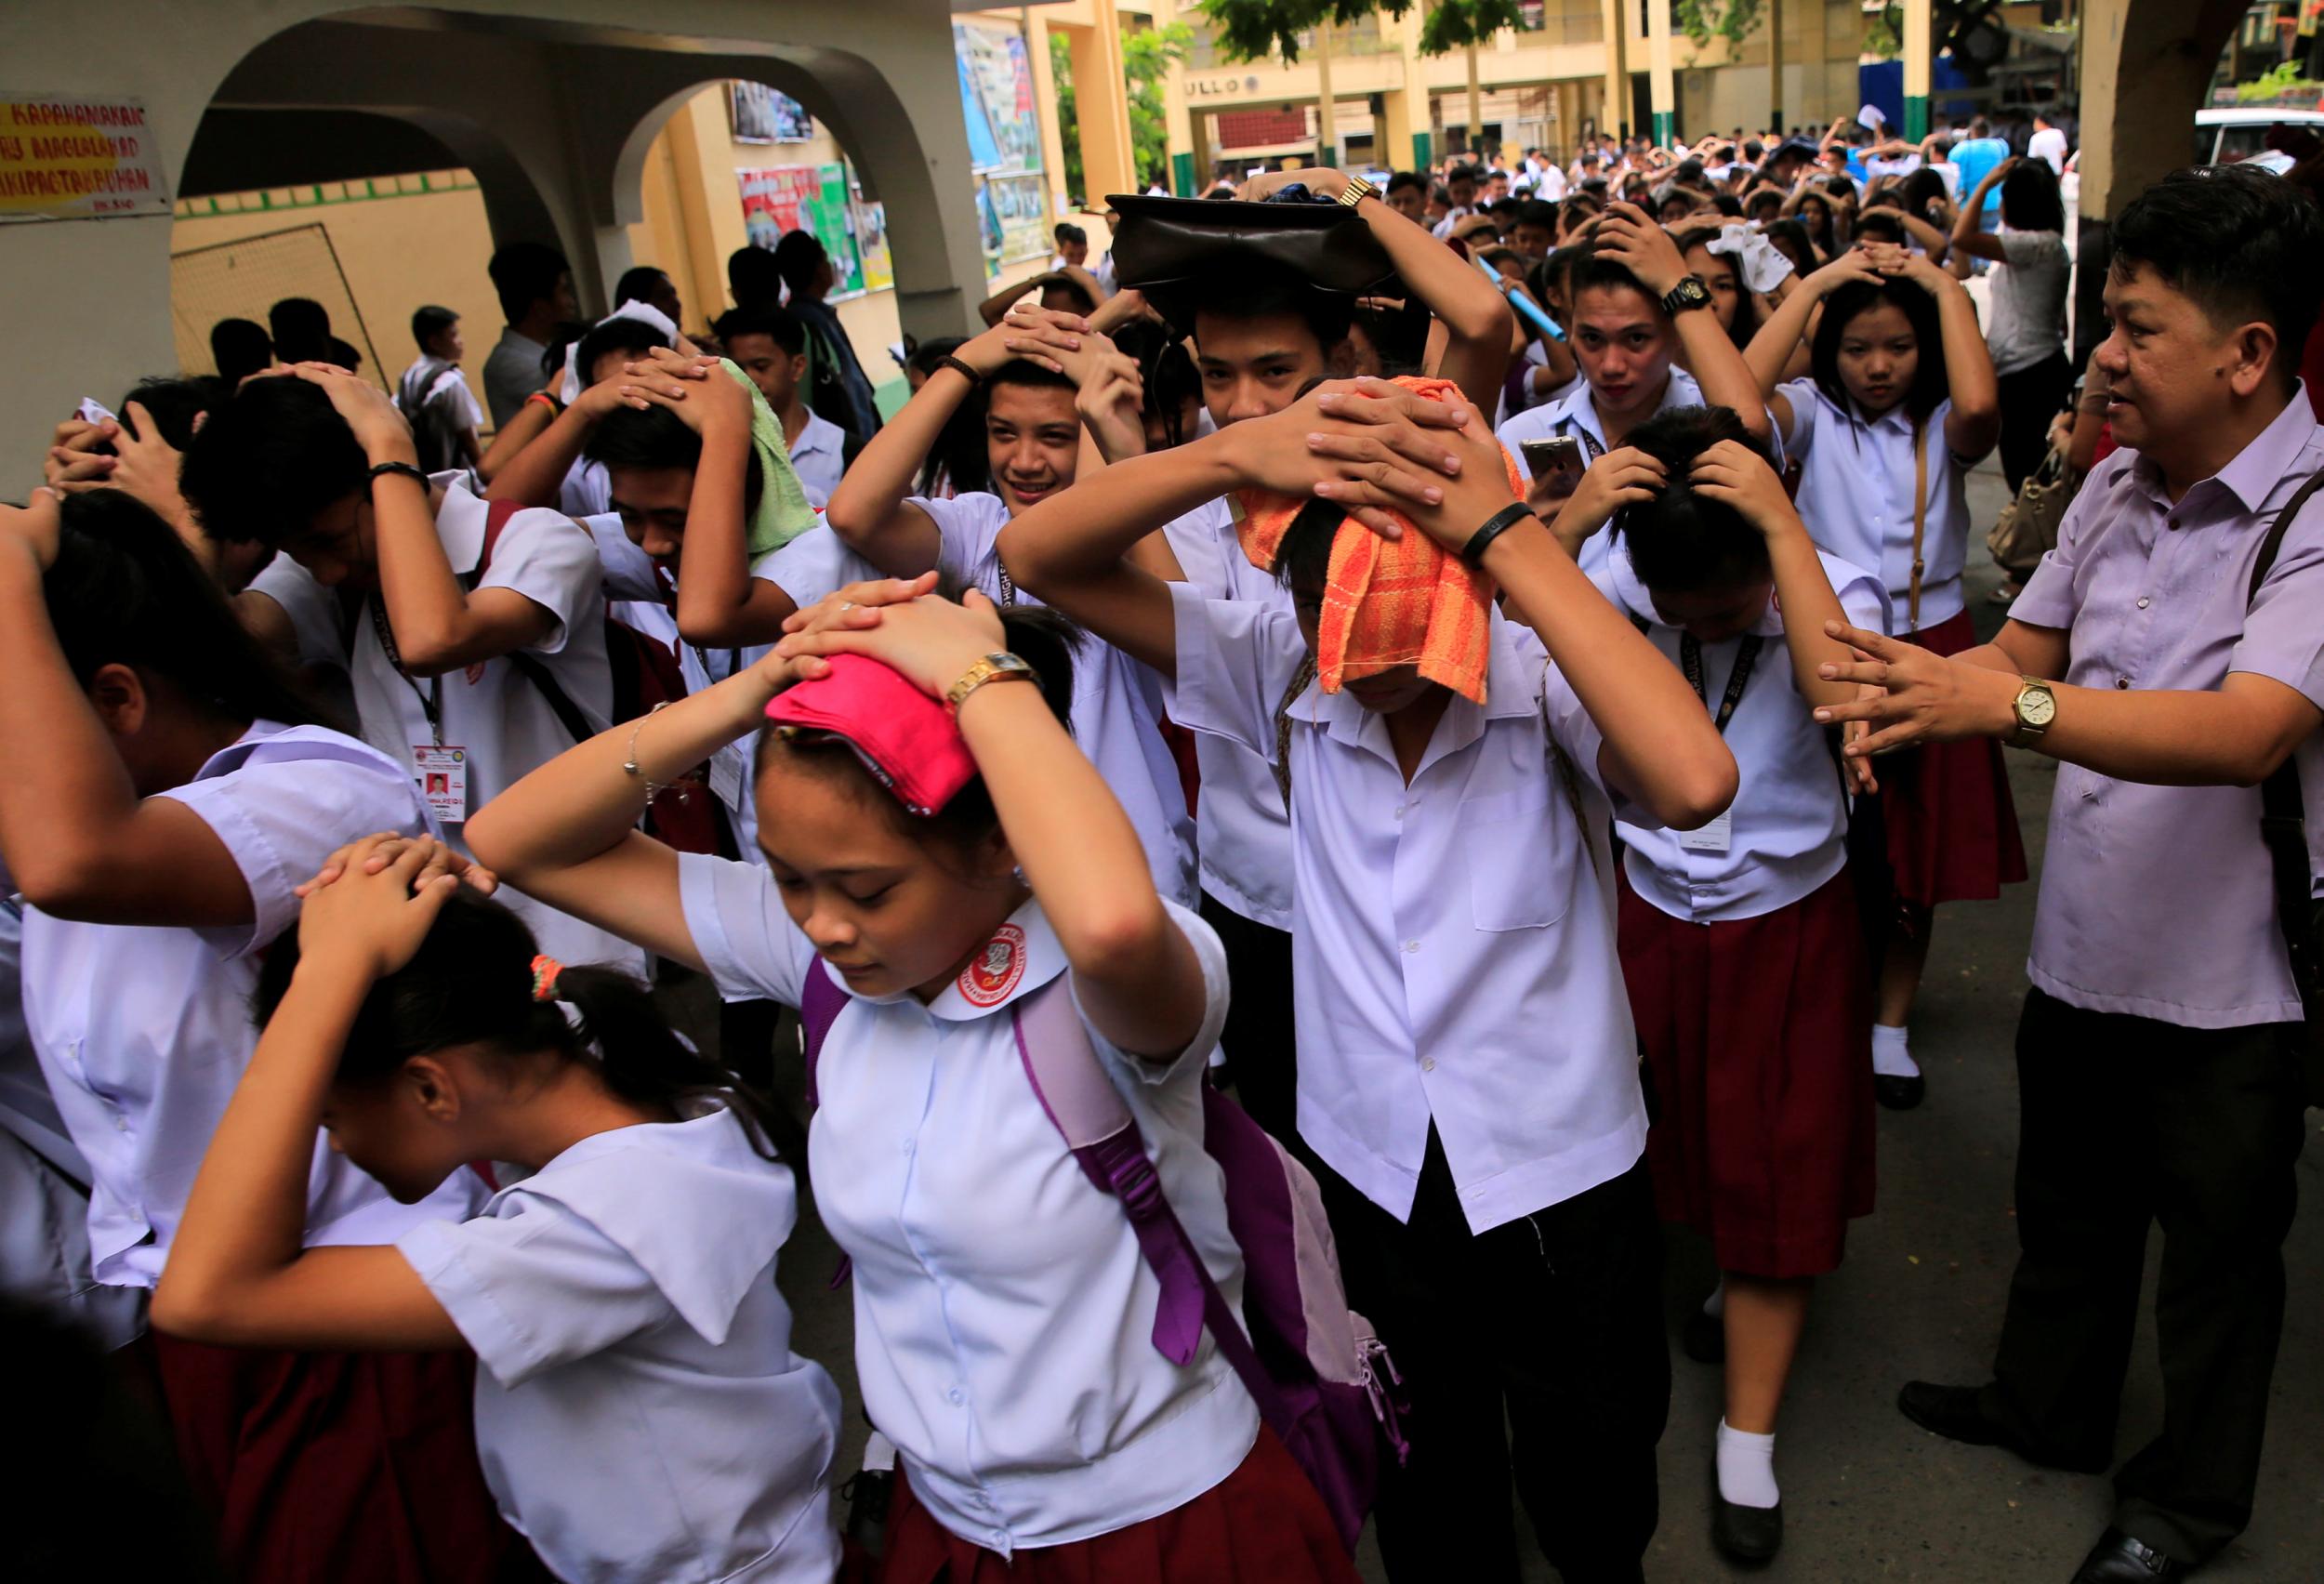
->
[1766, 0, 1784, 135]
[1645, 0, 1677, 146]
[1064, 3, 1139, 201]
[1600, 0, 1630, 140]
[1025, 10, 1074, 208]
[1314, 20, 1338, 167]
[1164, 48, 1198, 193]
[1378, 86, 1419, 172]
[1901, 0, 1931, 139]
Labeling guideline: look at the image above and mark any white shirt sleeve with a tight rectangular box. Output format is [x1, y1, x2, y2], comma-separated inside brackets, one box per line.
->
[908, 493, 1010, 587]
[160, 746, 428, 960]
[1776, 378, 1821, 458]
[1073, 898, 1230, 1089]
[245, 553, 345, 671]
[678, 851, 813, 1005]
[481, 508, 603, 659]
[752, 523, 879, 610]
[396, 1202, 679, 1389]
[1164, 581, 1308, 760]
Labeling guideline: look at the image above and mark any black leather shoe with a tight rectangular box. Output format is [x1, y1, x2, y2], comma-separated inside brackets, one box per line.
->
[1896, 1381, 2111, 1474]
[1711, 1483, 1782, 1563]
[1875, 1072, 1926, 1110]
[2069, 1528, 2186, 1582]
[1683, 1307, 1726, 1364]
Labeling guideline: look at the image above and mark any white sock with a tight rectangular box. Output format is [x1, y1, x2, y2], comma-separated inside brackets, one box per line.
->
[1716, 1418, 1780, 1509]
[1702, 1282, 1725, 1319]
[1871, 1022, 1921, 1079]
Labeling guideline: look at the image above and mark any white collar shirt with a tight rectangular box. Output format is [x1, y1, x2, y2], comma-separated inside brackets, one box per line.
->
[1167, 587, 1649, 1232]
[21, 723, 485, 1288]
[787, 411, 847, 508]
[1498, 368, 1707, 579]
[1594, 543, 1889, 921]
[759, 511, 1198, 907]
[1159, 497, 1295, 930]
[677, 865, 1252, 1553]
[398, 1105, 841, 1583]
[353, 476, 639, 970]
[1779, 381, 1969, 632]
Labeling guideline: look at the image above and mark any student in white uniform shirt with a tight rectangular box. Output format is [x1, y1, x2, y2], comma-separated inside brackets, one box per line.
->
[1743, 242, 2020, 1110]
[181, 365, 640, 974]
[715, 305, 852, 508]
[1564, 407, 1886, 1565]
[1499, 205, 1776, 576]
[1001, 378, 1740, 1584]
[812, 310, 1199, 906]
[463, 588, 1359, 1579]
[155, 858, 842, 1584]
[0, 491, 505, 1582]
[396, 305, 486, 475]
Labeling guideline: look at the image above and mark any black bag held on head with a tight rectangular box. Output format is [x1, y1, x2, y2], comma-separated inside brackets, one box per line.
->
[2247, 466, 2324, 1107]
[1106, 191, 1403, 329]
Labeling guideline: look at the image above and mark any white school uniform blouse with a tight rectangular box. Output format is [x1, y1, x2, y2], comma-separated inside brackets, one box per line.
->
[1779, 383, 1971, 633]
[20, 723, 485, 1288]
[396, 1104, 841, 1584]
[352, 476, 640, 971]
[787, 409, 847, 508]
[1591, 543, 1890, 923]
[1159, 497, 1295, 931]
[1168, 587, 1650, 1233]
[678, 864, 1255, 1555]
[1498, 368, 1707, 578]
[755, 514, 1199, 908]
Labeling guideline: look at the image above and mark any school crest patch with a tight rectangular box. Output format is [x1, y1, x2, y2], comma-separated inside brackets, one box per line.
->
[957, 923, 1027, 1007]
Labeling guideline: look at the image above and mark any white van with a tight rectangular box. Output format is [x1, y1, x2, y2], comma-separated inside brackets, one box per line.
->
[2195, 106, 2324, 165]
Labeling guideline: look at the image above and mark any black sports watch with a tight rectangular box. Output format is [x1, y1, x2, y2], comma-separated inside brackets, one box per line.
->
[1660, 274, 1714, 316]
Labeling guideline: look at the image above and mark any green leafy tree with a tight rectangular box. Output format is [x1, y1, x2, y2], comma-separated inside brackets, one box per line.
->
[1049, 22, 1191, 202]
[1673, 0, 1765, 52]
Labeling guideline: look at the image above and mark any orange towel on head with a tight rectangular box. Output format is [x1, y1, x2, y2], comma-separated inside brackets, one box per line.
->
[1235, 376, 1524, 706]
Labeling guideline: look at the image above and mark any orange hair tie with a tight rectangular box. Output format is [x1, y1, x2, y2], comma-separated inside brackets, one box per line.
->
[529, 955, 563, 1003]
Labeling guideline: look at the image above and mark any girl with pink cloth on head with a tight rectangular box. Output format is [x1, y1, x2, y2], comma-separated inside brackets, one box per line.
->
[461, 575, 1360, 1582]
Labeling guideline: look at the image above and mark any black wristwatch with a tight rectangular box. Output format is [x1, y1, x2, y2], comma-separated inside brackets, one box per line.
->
[367, 460, 431, 490]
[1660, 274, 1714, 316]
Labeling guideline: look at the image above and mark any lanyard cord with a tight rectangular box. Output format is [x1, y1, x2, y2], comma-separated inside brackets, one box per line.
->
[1680, 631, 1763, 735]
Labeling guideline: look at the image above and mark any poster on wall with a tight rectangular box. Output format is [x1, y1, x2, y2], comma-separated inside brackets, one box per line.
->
[851, 177, 893, 294]
[737, 163, 880, 299]
[727, 81, 815, 145]
[0, 94, 169, 221]
[953, 21, 1043, 175]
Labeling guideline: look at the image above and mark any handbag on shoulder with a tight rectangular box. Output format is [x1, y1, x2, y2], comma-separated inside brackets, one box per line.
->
[1986, 442, 2079, 576]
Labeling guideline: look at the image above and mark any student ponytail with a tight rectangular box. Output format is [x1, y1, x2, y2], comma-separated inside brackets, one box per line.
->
[252, 887, 804, 1163]
[46, 491, 328, 732]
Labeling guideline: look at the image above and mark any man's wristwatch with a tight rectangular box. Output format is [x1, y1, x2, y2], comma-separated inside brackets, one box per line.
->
[945, 653, 1038, 717]
[1337, 174, 1378, 208]
[2011, 676, 2057, 743]
[1659, 274, 1714, 316]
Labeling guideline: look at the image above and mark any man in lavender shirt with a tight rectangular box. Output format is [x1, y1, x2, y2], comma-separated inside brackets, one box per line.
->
[1818, 165, 2323, 1584]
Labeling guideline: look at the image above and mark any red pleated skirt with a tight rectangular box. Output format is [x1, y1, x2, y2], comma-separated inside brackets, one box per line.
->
[1621, 865, 1877, 1279]
[876, 1424, 1361, 1584]
[140, 1332, 546, 1583]
[1880, 609, 2029, 907]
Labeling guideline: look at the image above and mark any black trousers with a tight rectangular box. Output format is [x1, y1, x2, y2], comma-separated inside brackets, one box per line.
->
[1983, 989, 2307, 1564]
[1995, 350, 2074, 495]
[1320, 1133, 1669, 1584]
[1198, 891, 1299, 1144]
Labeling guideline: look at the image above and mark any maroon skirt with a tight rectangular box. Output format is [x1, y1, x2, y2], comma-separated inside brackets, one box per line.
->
[140, 1332, 545, 1583]
[1621, 865, 1877, 1279]
[1880, 608, 2029, 907]
[877, 1424, 1361, 1584]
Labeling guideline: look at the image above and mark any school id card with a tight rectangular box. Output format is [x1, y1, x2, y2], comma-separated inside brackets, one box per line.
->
[414, 745, 469, 824]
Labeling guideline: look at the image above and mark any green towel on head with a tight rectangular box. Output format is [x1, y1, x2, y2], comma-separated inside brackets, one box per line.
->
[717, 358, 819, 558]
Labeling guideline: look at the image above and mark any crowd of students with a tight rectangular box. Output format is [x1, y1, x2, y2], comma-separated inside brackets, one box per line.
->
[3, 111, 2317, 1584]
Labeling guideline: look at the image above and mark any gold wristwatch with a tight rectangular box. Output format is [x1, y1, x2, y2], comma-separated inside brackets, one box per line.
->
[2011, 676, 2057, 742]
[1337, 174, 1378, 208]
[945, 652, 1037, 717]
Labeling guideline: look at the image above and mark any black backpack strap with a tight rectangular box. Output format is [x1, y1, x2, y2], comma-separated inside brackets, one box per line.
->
[2247, 468, 2324, 1051]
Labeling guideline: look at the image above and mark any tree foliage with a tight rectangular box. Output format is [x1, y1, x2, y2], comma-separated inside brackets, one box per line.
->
[1673, 0, 1764, 51]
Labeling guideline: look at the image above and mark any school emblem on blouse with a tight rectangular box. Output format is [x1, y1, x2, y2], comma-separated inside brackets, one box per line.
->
[957, 924, 1027, 1007]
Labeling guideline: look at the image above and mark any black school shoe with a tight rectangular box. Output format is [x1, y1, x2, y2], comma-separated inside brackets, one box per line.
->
[1895, 1381, 2112, 1474]
[1875, 1072, 1927, 1110]
[1710, 1458, 1783, 1564]
[2068, 1528, 2187, 1582]
[1683, 1307, 1726, 1364]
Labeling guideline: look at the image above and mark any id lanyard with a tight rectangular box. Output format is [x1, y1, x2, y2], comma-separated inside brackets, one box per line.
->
[1680, 631, 1762, 735]
[367, 594, 443, 745]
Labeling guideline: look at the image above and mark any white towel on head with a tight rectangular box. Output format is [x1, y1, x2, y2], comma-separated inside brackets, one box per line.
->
[560, 300, 681, 403]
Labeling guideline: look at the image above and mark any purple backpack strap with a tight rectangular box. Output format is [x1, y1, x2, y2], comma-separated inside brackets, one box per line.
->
[1012, 982, 1282, 1411]
[797, 960, 848, 1109]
